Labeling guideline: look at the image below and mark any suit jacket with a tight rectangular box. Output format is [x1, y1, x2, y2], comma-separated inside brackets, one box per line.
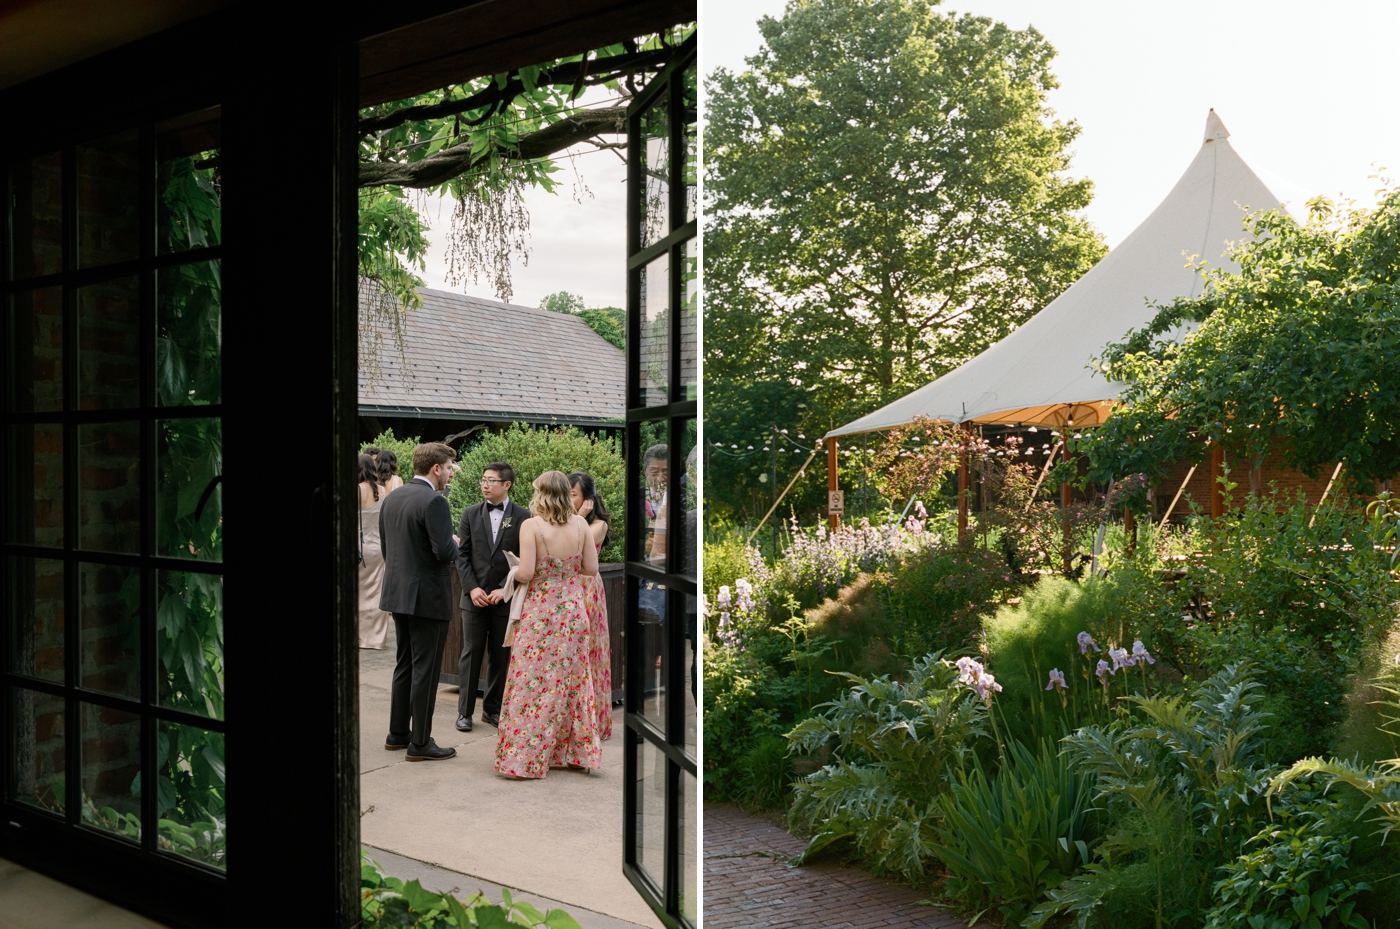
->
[456, 498, 529, 612]
[377, 478, 460, 621]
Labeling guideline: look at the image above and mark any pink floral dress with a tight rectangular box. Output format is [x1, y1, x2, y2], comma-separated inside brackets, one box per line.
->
[494, 526, 602, 778]
[582, 543, 613, 740]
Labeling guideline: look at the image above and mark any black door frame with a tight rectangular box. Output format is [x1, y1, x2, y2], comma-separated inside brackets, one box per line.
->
[0, 5, 696, 927]
[0, 12, 362, 927]
[622, 34, 698, 929]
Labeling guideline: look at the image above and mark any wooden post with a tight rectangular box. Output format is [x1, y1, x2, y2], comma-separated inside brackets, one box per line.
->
[827, 437, 840, 529]
[1210, 444, 1225, 518]
[1060, 446, 1074, 575]
[1124, 506, 1136, 556]
[957, 424, 971, 541]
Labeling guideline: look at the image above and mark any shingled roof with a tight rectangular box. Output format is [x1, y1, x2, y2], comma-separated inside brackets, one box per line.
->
[358, 287, 624, 425]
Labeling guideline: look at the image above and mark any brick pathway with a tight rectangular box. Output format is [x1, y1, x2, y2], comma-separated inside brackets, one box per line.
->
[703, 804, 964, 929]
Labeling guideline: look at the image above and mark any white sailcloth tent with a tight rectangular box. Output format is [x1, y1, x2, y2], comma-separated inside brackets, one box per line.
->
[827, 110, 1285, 438]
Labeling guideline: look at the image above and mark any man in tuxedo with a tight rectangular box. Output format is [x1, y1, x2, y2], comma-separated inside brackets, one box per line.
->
[379, 442, 460, 761]
[455, 461, 529, 731]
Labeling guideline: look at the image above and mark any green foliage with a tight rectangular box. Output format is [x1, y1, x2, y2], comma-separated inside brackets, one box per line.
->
[1206, 800, 1371, 929]
[737, 735, 796, 810]
[928, 740, 1098, 924]
[881, 543, 1019, 658]
[786, 655, 992, 879]
[358, 30, 692, 311]
[447, 423, 624, 563]
[360, 852, 582, 928]
[538, 290, 626, 350]
[1086, 188, 1400, 491]
[1139, 494, 1400, 762]
[983, 574, 1167, 747]
[575, 307, 625, 351]
[703, 535, 751, 606]
[1028, 664, 1278, 928]
[704, 0, 1106, 521]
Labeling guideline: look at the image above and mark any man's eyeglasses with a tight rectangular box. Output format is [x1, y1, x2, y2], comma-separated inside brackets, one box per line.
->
[480, 478, 506, 486]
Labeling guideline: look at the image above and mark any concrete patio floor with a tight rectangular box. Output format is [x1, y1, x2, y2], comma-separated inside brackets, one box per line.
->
[358, 627, 665, 929]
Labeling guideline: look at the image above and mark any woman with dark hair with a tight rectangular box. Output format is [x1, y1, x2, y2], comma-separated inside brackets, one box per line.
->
[569, 471, 613, 739]
[375, 448, 404, 494]
[357, 452, 393, 649]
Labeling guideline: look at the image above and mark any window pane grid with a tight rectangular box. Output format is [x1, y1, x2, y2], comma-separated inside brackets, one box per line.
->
[623, 37, 697, 929]
[3, 111, 224, 874]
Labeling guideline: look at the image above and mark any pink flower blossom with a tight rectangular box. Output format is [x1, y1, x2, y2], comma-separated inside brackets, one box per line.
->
[955, 656, 985, 685]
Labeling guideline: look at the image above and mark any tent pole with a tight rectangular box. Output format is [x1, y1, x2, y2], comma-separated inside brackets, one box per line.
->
[957, 423, 972, 541]
[827, 437, 839, 529]
[1060, 445, 1074, 576]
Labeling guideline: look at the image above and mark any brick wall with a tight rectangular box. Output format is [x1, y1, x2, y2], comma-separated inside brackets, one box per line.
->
[1152, 446, 1390, 519]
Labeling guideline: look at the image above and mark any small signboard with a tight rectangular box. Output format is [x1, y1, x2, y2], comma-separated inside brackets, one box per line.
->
[828, 490, 845, 514]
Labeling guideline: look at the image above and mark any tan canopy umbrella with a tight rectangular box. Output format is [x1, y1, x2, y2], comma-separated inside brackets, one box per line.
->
[827, 110, 1285, 438]
[821, 111, 1287, 531]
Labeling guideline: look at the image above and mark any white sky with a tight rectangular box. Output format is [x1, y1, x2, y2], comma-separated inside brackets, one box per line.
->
[701, 0, 1400, 247]
[416, 87, 628, 310]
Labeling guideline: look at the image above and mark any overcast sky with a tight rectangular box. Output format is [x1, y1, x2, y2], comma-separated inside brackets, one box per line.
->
[701, 0, 1400, 247]
[416, 87, 628, 310]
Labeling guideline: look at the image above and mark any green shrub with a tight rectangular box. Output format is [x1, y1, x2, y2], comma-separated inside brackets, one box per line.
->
[703, 534, 751, 606]
[446, 423, 625, 563]
[928, 740, 1098, 924]
[982, 573, 1167, 747]
[1028, 664, 1277, 929]
[805, 573, 904, 681]
[360, 852, 582, 928]
[786, 654, 992, 880]
[1206, 798, 1371, 929]
[702, 638, 809, 802]
[737, 735, 796, 810]
[881, 543, 1017, 659]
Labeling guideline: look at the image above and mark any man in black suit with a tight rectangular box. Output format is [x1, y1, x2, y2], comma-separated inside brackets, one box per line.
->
[455, 461, 528, 731]
[379, 442, 460, 761]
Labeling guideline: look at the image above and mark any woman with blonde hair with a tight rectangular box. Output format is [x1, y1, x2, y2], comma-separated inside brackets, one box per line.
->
[494, 470, 602, 778]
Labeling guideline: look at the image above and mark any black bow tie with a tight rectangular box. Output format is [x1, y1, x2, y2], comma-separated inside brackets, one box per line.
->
[486, 502, 504, 511]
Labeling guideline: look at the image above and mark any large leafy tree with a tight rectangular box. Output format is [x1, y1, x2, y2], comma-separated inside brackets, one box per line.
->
[357, 29, 691, 370]
[703, 0, 1106, 523]
[1084, 190, 1400, 493]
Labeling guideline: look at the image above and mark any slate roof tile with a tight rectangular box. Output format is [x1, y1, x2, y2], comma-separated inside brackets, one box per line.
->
[358, 287, 625, 422]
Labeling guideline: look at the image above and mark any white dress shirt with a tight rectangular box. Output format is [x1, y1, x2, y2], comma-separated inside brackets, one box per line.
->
[488, 499, 506, 542]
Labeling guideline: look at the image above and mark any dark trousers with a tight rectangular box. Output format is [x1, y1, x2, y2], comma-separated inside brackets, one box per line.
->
[458, 606, 511, 719]
[388, 613, 449, 752]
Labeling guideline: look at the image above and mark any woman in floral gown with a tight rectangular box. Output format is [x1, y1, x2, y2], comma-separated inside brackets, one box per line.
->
[569, 471, 613, 740]
[495, 471, 602, 778]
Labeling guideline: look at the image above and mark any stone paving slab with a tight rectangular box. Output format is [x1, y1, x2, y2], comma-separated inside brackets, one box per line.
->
[359, 630, 664, 929]
[703, 804, 963, 929]
[0, 858, 166, 929]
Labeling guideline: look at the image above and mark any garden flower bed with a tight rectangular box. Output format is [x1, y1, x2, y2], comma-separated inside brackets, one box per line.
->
[703, 491, 1400, 928]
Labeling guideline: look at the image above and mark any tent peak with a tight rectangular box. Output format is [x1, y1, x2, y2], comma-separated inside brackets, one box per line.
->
[1204, 109, 1230, 143]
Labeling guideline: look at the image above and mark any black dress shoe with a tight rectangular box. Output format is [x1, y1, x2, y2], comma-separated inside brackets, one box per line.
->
[385, 738, 409, 751]
[456, 715, 473, 732]
[406, 740, 456, 762]
[482, 713, 500, 727]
